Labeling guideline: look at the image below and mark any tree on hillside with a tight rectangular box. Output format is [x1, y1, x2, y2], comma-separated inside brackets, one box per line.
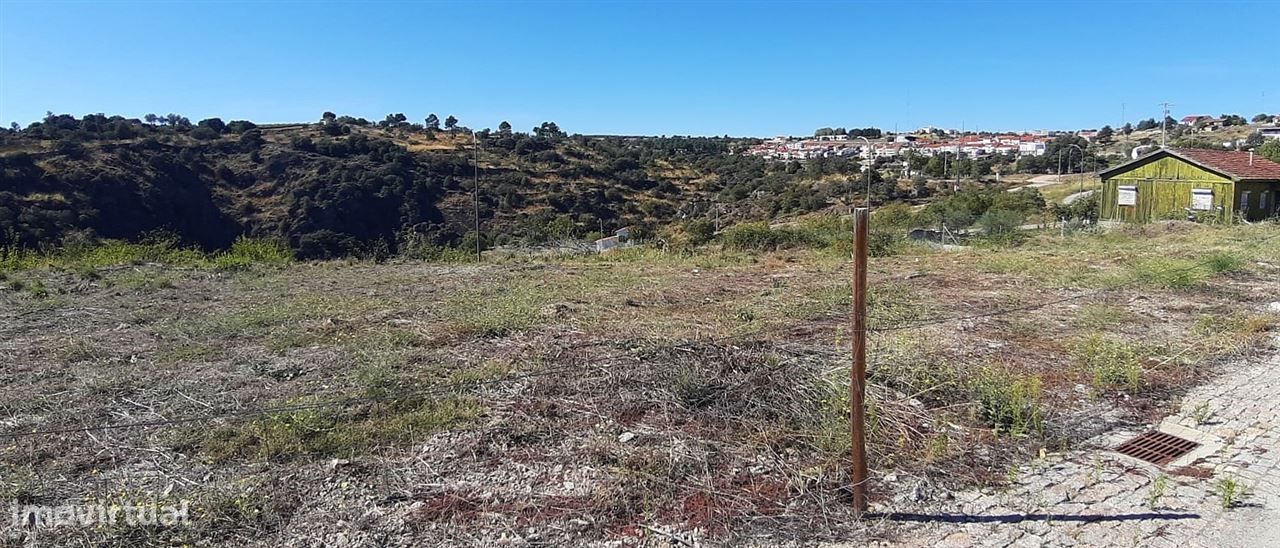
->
[381, 113, 408, 128]
[1096, 125, 1114, 143]
[190, 126, 219, 140]
[534, 122, 566, 140]
[144, 113, 159, 125]
[444, 115, 458, 131]
[197, 118, 226, 134]
[164, 113, 191, 128]
[226, 120, 257, 134]
[1136, 118, 1158, 131]
[924, 156, 945, 177]
[321, 111, 336, 123]
[1122, 122, 1133, 135]
[1252, 113, 1274, 124]
[498, 120, 512, 135]
[425, 114, 440, 131]
[1260, 140, 1280, 164]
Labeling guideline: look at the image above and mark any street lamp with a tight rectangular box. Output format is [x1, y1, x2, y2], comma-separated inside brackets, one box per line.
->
[1066, 143, 1085, 193]
[855, 136, 872, 209]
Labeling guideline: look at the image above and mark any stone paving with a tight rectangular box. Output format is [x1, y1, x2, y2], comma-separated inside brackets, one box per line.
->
[879, 334, 1280, 547]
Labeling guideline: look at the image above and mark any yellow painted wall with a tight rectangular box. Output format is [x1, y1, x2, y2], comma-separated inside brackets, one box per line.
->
[1100, 156, 1234, 222]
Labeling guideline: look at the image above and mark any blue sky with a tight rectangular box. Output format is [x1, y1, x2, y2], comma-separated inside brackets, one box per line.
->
[1, 1, 1277, 137]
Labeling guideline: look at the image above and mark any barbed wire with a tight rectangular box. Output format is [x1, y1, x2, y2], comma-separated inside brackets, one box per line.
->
[0, 361, 588, 441]
[869, 230, 1280, 333]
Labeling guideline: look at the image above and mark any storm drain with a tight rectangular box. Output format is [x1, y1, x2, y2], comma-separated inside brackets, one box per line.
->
[1115, 431, 1199, 466]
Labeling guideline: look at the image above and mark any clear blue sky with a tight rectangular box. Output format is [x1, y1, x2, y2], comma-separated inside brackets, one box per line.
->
[1, 1, 1277, 137]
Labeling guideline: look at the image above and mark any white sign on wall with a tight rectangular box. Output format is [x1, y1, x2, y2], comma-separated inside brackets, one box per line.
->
[1191, 188, 1213, 211]
[1118, 185, 1137, 206]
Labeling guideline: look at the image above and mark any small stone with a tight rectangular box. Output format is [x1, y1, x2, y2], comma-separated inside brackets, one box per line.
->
[1266, 302, 1280, 314]
[618, 432, 637, 443]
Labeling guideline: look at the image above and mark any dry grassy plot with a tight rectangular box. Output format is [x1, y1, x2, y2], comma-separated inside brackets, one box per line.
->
[2, 222, 1278, 545]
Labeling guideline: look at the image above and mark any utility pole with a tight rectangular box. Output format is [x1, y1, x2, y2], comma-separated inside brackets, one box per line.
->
[1121, 102, 1127, 149]
[473, 131, 481, 261]
[850, 207, 869, 514]
[1159, 102, 1173, 148]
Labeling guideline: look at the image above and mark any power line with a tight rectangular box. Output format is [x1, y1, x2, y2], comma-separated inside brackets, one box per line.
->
[870, 230, 1280, 334]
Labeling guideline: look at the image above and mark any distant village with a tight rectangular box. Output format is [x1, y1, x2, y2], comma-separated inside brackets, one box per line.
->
[746, 131, 1053, 161]
[746, 115, 1280, 162]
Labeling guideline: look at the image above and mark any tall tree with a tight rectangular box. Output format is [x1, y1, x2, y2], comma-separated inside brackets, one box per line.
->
[1096, 125, 1114, 143]
[425, 113, 440, 130]
[498, 120, 512, 134]
[444, 115, 458, 131]
[1260, 140, 1280, 164]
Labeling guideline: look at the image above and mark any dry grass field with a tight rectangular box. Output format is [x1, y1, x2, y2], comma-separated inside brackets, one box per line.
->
[2, 221, 1279, 545]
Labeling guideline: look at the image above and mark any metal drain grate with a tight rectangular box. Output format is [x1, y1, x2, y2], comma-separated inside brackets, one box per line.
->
[1115, 431, 1199, 466]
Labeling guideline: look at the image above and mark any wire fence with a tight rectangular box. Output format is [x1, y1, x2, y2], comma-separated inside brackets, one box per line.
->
[4, 230, 1278, 441]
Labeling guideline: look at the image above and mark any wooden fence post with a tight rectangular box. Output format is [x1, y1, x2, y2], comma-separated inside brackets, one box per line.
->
[851, 207, 869, 513]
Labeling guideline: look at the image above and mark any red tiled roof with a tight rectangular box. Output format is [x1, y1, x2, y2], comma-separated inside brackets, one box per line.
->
[1173, 148, 1280, 181]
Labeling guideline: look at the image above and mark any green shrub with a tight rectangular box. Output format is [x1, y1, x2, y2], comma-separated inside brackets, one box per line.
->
[1204, 252, 1243, 274]
[213, 237, 294, 270]
[720, 222, 791, 251]
[1073, 334, 1142, 390]
[871, 202, 917, 230]
[971, 368, 1044, 436]
[198, 395, 481, 462]
[1127, 257, 1203, 289]
[976, 208, 1027, 241]
[684, 219, 716, 246]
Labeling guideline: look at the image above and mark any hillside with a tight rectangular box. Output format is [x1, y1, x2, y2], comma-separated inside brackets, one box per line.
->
[1, 114, 892, 257]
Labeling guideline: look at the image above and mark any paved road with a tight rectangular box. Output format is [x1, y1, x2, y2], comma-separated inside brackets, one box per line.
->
[1007, 175, 1068, 192]
[1063, 189, 1097, 205]
[877, 332, 1280, 547]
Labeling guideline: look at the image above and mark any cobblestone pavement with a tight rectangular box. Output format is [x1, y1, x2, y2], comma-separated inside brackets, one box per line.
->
[878, 335, 1280, 547]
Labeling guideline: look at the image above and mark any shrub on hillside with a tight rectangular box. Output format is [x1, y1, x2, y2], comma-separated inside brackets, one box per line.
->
[976, 209, 1026, 241]
[684, 219, 716, 246]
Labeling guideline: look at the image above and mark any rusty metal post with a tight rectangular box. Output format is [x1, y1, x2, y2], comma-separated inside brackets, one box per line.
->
[850, 207, 869, 513]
